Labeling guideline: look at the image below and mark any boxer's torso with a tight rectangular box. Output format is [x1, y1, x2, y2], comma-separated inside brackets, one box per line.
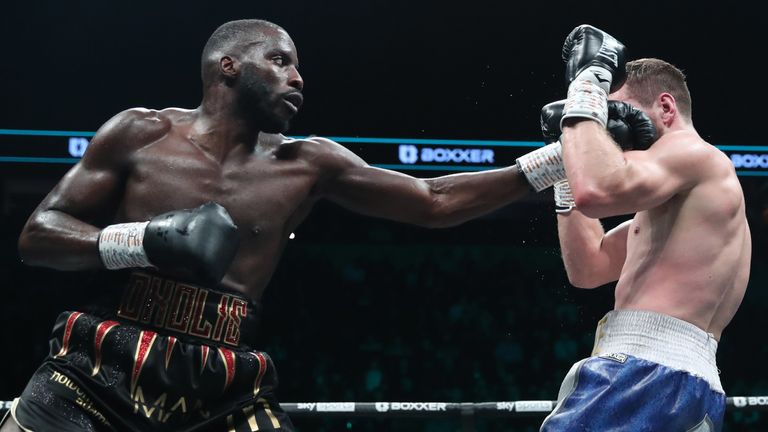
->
[112, 107, 327, 300]
[615, 133, 751, 339]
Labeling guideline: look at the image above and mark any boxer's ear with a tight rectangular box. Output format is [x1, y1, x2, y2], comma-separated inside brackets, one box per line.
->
[220, 56, 239, 83]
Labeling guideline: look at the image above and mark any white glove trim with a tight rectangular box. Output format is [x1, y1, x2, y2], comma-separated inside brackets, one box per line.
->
[562, 78, 608, 128]
[554, 180, 576, 214]
[98, 222, 152, 269]
[516, 142, 566, 192]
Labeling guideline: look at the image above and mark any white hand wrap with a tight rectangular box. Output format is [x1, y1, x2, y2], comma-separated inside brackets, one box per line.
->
[554, 180, 576, 214]
[516, 142, 566, 192]
[562, 75, 609, 128]
[98, 222, 152, 269]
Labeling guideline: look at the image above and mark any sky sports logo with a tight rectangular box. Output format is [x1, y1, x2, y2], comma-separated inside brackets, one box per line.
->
[398, 145, 495, 165]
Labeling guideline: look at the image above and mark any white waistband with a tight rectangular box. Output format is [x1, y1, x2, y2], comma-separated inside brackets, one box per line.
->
[592, 309, 723, 394]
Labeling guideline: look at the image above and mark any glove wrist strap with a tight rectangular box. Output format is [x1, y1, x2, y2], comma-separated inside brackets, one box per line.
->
[98, 222, 152, 269]
[516, 142, 566, 192]
[554, 180, 576, 213]
[562, 78, 608, 128]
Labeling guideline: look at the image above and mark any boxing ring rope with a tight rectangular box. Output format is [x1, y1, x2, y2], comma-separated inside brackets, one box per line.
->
[281, 398, 768, 417]
[4, 397, 768, 419]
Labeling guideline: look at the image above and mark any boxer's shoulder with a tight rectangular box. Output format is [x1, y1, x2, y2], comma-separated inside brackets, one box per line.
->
[90, 108, 177, 155]
[296, 135, 365, 169]
[268, 134, 339, 151]
[263, 134, 358, 168]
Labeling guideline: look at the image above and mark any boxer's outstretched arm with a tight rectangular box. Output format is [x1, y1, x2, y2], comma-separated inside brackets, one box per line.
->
[312, 138, 530, 228]
[557, 213, 630, 288]
[18, 109, 161, 270]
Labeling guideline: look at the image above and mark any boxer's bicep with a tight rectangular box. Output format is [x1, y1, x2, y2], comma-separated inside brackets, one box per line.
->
[558, 212, 622, 288]
[18, 111, 147, 269]
[311, 137, 436, 225]
[35, 108, 171, 225]
[41, 161, 123, 224]
[316, 136, 526, 227]
[19, 160, 124, 269]
[325, 163, 436, 225]
[595, 142, 707, 215]
[34, 117, 133, 224]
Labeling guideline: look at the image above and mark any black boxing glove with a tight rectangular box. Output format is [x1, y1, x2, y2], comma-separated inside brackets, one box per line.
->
[606, 102, 657, 151]
[521, 99, 656, 193]
[98, 202, 239, 285]
[563, 24, 627, 93]
[541, 100, 657, 151]
[561, 25, 627, 128]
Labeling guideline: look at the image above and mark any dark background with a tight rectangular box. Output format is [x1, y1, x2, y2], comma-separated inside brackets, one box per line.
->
[1, 1, 766, 431]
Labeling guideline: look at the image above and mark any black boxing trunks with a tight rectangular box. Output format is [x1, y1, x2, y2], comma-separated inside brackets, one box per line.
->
[10, 271, 293, 432]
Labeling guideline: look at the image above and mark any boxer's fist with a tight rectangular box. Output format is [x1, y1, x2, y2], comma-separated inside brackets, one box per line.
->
[606, 102, 657, 151]
[563, 24, 627, 93]
[143, 202, 239, 285]
[540, 101, 565, 144]
[541, 100, 657, 151]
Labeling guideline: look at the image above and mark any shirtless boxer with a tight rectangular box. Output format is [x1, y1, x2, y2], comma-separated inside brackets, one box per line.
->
[0, 19, 646, 432]
[540, 25, 751, 431]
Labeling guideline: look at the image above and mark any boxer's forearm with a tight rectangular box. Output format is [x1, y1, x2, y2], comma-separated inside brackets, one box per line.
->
[421, 165, 530, 228]
[556, 210, 614, 288]
[561, 121, 628, 211]
[18, 209, 103, 270]
[327, 164, 530, 229]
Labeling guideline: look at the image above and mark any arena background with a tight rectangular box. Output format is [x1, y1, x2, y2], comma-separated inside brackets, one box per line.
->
[1, 1, 766, 431]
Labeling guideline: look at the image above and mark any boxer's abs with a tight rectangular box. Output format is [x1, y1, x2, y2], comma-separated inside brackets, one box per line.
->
[614, 198, 750, 339]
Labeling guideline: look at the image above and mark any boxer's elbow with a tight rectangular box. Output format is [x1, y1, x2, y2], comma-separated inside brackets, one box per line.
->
[17, 220, 45, 266]
[566, 271, 602, 289]
[572, 185, 616, 219]
[571, 172, 638, 218]
[411, 181, 460, 229]
[563, 255, 606, 289]
[418, 196, 457, 229]
[567, 265, 615, 288]
[18, 213, 60, 267]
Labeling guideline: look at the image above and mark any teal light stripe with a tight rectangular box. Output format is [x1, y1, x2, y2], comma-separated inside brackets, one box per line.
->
[291, 135, 542, 147]
[735, 171, 768, 177]
[0, 129, 96, 137]
[372, 164, 497, 172]
[717, 146, 768, 151]
[325, 137, 544, 147]
[0, 156, 81, 164]
[2, 129, 768, 151]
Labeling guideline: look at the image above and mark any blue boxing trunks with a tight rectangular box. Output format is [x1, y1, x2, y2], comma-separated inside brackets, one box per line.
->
[9, 271, 293, 432]
[540, 309, 725, 432]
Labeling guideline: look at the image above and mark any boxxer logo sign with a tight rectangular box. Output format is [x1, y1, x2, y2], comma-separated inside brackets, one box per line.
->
[398, 145, 495, 165]
[398, 146, 418, 164]
[732, 396, 768, 407]
[730, 153, 768, 169]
